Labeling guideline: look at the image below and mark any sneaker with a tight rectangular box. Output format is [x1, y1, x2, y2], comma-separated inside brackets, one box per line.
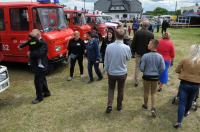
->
[192, 101, 198, 111]
[67, 77, 73, 81]
[102, 69, 106, 74]
[32, 98, 43, 104]
[80, 74, 85, 81]
[97, 77, 103, 81]
[87, 80, 94, 84]
[106, 106, 112, 113]
[184, 111, 190, 117]
[172, 96, 178, 104]
[151, 108, 157, 117]
[193, 101, 197, 106]
[142, 104, 148, 110]
[173, 122, 181, 129]
[43, 92, 51, 98]
[38, 64, 45, 68]
[134, 83, 138, 87]
[117, 103, 122, 112]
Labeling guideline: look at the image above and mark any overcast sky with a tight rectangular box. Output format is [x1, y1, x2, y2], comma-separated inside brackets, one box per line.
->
[1, 0, 200, 11]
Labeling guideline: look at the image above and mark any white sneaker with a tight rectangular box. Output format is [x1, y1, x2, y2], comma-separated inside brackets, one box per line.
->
[67, 77, 73, 81]
[38, 64, 45, 68]
[80, 74, 85, 81]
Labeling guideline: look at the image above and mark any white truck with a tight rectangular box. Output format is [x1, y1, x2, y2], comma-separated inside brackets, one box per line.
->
[0, 65, 9, 93]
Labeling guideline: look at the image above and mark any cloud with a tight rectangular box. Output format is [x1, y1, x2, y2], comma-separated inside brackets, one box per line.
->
[1, 0, 199, 11]
[150, 0, 164, 1]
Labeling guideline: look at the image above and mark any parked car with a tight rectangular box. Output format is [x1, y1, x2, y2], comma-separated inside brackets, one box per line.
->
[0, 65, 9, 93]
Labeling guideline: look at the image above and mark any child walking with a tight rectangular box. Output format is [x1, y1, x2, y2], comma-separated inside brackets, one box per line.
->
[19, 31, 44, 68]
[140, 39, 165, 117]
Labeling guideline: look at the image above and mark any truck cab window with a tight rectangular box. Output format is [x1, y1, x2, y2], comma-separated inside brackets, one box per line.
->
[33, 8, 42, 30]
[10, 8, 29, 31]
[65, 13, 70, 24]
[0, 9, 5, 31]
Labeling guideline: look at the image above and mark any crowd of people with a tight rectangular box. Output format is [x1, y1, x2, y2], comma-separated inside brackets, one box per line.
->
[23, 19, 199, 129]
[131, 17, 170, 34]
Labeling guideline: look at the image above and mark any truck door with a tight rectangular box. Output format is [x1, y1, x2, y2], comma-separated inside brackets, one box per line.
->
[0, 8, 10, 59]
[8, 7, 30, 61]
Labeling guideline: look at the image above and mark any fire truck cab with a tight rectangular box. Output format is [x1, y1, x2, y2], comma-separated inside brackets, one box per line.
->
[0, 1, 73, 66]
[85, 13, 107, 39]
[64, 9, 91, 40]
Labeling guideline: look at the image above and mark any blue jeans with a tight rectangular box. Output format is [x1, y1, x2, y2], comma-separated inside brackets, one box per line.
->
[88, 61, 103, 81]
[177, 81, 199, 123]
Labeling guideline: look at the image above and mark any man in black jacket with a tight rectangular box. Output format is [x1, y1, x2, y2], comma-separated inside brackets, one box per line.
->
[131, 20, 154, 87]
[21, 29, 50, 104]
[67, 31, 85, 81]
[162, 19, 169, 34]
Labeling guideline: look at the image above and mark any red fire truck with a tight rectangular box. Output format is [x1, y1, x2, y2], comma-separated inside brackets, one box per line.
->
[64, 9, 91, 40]
[0, 2, 73, 68]
[85, 13, 107, 39]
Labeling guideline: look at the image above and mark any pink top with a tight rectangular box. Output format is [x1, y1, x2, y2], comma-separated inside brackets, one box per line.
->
[157, 39, 175, 62]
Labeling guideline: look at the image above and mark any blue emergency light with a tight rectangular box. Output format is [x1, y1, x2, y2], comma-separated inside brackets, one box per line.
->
[37, 0, 50, 3]
[37, 0, 59, 3]
[54, 0, 59, 3]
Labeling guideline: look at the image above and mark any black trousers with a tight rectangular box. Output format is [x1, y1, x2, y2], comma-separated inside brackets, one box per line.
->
[157, 25, 160, 33]
[34, 68, 50, 100]
[70, 56, 84, 77]
[162, 28, 167, 34]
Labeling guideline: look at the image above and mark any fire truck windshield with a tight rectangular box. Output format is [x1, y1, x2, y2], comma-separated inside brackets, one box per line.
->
[33, 7, 67, 32]
[96, 16, 105, 24]
[73, 13, 86, 25]
[86, 16, 105, 24]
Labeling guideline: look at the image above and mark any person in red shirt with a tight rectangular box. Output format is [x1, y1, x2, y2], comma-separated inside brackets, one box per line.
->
[157, 32, 175, 92]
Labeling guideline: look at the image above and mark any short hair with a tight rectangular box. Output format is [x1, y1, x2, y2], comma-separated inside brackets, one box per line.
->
[87, 31, 93, 37]
[141, 20, 149, 29]
[74, 31, 80, 35]
[30, 29, 41, 38]
[150, 39, 159, 48]
[115, 28, 125, 40]
[162, 32, 170, 39]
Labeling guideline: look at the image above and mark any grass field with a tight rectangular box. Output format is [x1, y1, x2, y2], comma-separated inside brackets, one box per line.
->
[0, 28, 200, 132]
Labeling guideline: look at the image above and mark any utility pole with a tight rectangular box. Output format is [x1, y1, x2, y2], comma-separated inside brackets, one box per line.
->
[84, 0, 86, 11]
[175, 1, 177, 12]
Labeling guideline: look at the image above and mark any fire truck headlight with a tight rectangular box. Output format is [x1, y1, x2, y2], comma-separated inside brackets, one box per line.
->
[55, 46, 61, 52]
[0, 71, 8, 82]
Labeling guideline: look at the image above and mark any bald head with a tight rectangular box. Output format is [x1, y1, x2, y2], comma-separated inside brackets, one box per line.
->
[30, 29, 41, 39]
[74, 31, 80, 40]
[115, 28, 125, 40]
[141, 20, 150, 29]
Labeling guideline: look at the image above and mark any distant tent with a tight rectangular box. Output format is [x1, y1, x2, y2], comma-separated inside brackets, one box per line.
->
[178, 11, 200, 25]
[182, 12, 200, 17]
